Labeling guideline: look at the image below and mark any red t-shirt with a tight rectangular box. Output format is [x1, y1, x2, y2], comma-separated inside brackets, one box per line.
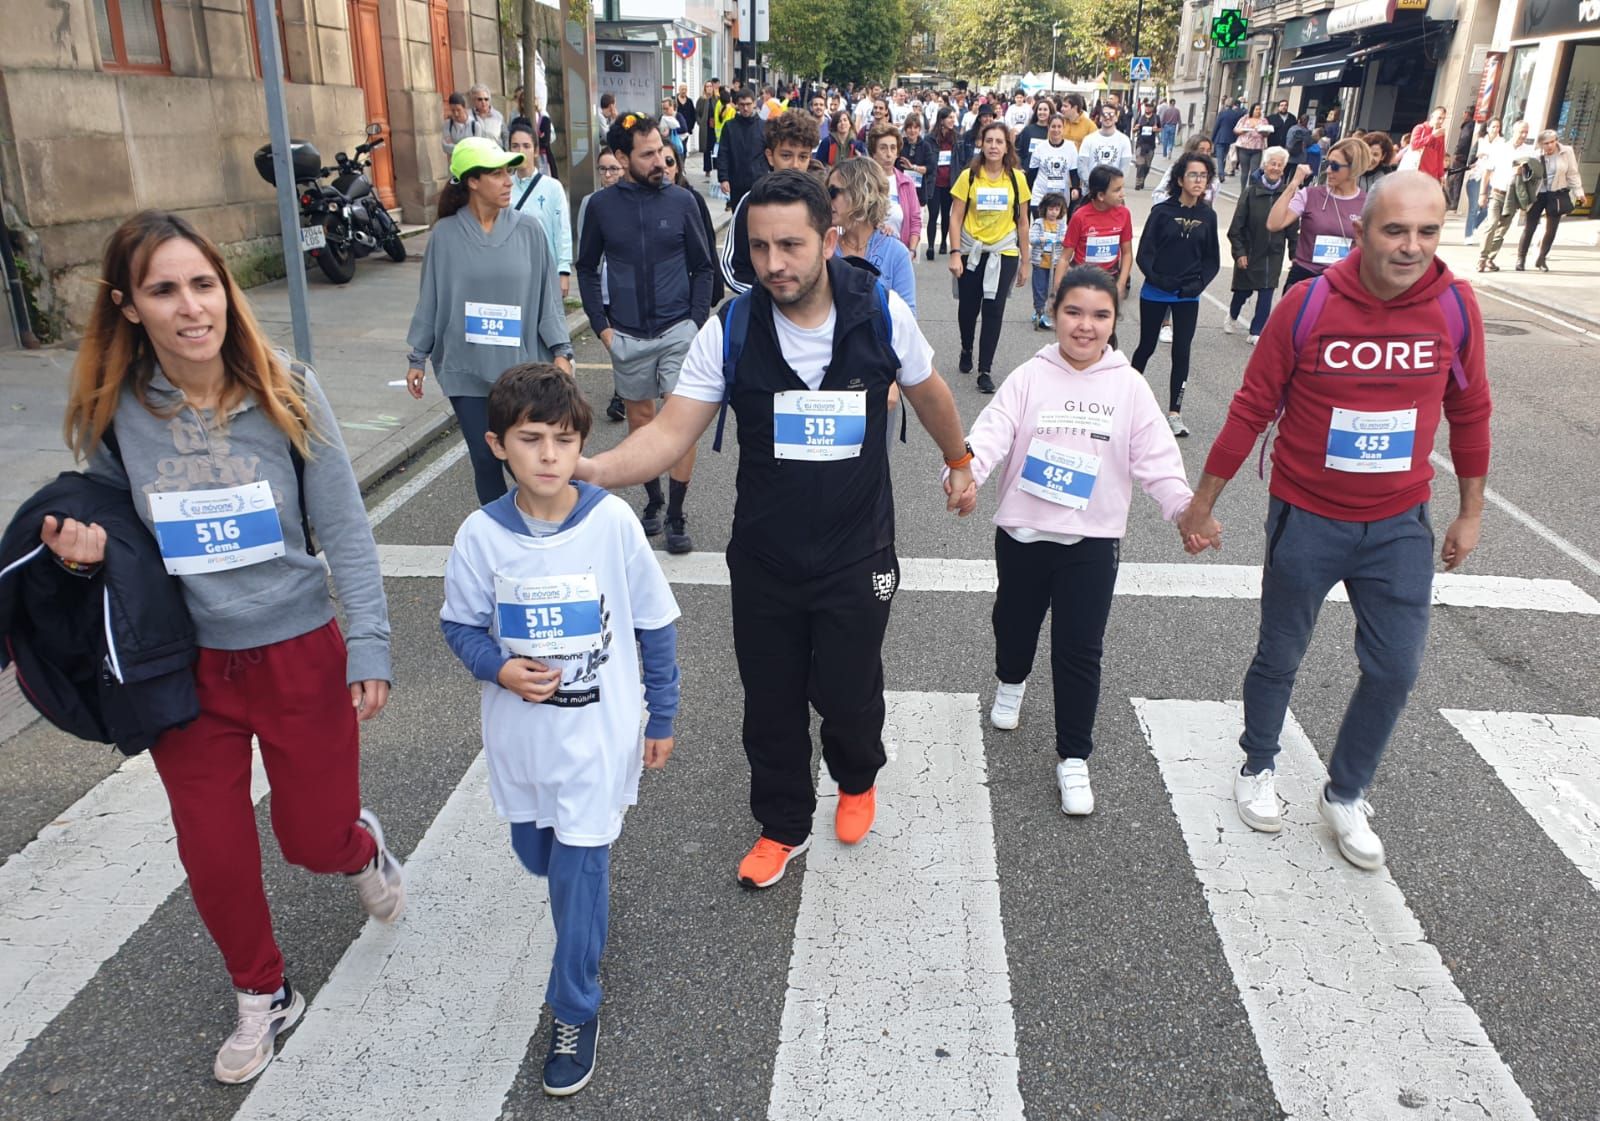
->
[1065, 204, 1133, 271]
[1204, 251, 1492, 522]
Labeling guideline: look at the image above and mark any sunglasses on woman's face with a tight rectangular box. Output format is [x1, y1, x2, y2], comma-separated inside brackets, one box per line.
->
[1326, 160, 1348, 172]
[827, 185, 844, 198]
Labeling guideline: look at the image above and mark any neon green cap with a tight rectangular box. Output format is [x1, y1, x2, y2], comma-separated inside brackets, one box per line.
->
[449, 137, 524, 182]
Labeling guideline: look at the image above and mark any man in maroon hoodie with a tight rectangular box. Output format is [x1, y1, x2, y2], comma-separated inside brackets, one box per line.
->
[1178, 171, 1491, 871]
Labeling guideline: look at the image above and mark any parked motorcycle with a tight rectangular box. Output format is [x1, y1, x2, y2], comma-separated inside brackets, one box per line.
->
[253, 123, 406, 285]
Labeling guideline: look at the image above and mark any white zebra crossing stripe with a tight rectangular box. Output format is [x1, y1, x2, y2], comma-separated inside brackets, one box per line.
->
[373, 545, 1600, 614]
[235, 752, 552, 1121]
[0, 752, 268, 1074]
[768, 692, 1025, 1121]
[1132, 698, 1538, 1121]
[1441, 709, 1600, 893]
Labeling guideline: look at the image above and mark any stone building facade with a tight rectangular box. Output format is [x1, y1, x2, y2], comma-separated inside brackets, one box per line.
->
[0, 0, 510, 340]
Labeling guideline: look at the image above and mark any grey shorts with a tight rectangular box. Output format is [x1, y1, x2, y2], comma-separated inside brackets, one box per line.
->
[609, 320, 698, 401]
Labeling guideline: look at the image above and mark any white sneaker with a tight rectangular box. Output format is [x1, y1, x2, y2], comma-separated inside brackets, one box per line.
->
[1234, 768, 1282, 833]
[990, 681, 1026, 730]
[1319, 786, 1385, 870]
[1167, 412, 1189, 437]
[351, 809, 407, 923]
[1222, 316, 1239, 335]
[213, 982, 305, 1084]
[1246, 334, 1259, 346]
[1056, 758, 1094, 815]
[1158, 323, 1174, 343]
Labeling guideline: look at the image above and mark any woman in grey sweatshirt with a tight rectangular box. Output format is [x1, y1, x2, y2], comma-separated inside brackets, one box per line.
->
[405, 136, 575, 504]
[47, 210, 403, 1085]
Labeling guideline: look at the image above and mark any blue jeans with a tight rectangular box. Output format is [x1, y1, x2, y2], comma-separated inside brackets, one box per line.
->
[1228, 286, 1275, 336]
[511, 824, 611, 1024]
[1240, 498, 1434, 801]
[1160, 124, 1176, 157]
[449, 395, 509, 506]
[1032, 264, 1053, 315]
[1462, 178, 1486, 241]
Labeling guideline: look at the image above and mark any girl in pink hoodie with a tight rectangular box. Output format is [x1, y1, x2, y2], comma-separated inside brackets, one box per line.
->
[955, 265, 1198, 815]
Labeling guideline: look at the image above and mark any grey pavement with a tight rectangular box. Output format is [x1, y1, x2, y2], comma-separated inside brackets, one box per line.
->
[2, 169, 1599, 1121]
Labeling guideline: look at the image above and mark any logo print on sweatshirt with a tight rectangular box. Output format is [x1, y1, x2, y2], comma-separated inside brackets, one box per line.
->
[871, 570, 897, 602]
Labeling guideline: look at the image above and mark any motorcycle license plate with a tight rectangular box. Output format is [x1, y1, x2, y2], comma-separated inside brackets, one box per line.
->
[299, 225, 327, 251]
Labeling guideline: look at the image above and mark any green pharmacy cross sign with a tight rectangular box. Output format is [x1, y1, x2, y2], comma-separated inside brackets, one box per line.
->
[1211, 9, 1248, 49]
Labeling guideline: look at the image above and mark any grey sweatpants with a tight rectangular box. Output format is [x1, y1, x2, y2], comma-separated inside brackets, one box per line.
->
[1239, 497, 1434, 800]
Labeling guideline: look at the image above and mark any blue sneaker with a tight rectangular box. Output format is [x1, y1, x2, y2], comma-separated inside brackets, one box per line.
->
[542, 1015, 599, 1096]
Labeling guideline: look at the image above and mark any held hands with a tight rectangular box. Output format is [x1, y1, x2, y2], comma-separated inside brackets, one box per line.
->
[644, 736, 675, 769]
[41, 515, 107, 566]
[1176, 503, 1224, 555]
[1440, 513, 1481, 571]
[350, 680, 390, 722]
[944, 466, 977, 517]
[497, 657, 564, 703]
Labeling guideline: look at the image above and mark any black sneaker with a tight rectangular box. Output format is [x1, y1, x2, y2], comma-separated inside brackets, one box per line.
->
[976, 372, 996, 394]
[542, 1015, 599, 1097]
[605, 394, 625, 422]
[958, 350, 973, 374]
[641, 501, 664, 536]
[665, 515, 693, 555]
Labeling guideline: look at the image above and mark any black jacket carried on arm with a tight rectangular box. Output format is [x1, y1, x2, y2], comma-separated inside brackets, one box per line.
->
[0, 472, 198, 755]
[1136, 197, 1221, 298]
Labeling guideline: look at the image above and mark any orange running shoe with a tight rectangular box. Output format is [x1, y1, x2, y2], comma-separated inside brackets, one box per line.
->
[737, 836, 812, 889]
[835, 786, 876, 845]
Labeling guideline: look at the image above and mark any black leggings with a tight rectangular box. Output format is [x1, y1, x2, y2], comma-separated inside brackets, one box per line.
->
[1131, 299, 1199, 413]
[992, 530, 1120, 760]
[927, 185, 955, 251]
[1518, 191, 1565, 264]
[956, 253, 1020, 374]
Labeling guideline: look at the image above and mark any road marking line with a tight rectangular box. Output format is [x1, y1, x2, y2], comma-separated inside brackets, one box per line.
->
[0, 753, 268, 1074]
[1441, 709, 1600, 893]
[768, 692, 1025, 1121]
[1473, 286, 1600, 341]
[1429, 451, 1600, 581]
[373, 545, 1600, 613]
[236, 752, 552, 1121]
[365, 440, 469, 530]
[1132, 698, 1538, 1121]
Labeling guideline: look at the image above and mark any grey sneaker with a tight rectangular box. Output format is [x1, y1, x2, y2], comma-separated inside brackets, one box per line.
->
[1167, 413, 1190, 438]
[1319, 786, 1385, 870]
[351, 809, 406, 923]
[1234, 768, 1282, 833]
[213, 981, 304, 1084]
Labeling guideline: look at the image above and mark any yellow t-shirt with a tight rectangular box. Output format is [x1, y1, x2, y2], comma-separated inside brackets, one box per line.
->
[951, 167, 1031, 254]
[1061, 115, 1096, 147]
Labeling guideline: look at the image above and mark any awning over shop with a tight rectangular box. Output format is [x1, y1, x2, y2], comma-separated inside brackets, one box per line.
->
[1277, 50, 1353, 88]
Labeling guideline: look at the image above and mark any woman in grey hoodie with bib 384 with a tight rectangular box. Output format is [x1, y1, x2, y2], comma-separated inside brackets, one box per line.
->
[405, 136, 574, 504]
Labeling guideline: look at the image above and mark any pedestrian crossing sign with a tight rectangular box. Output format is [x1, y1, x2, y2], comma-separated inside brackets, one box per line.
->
[1129, 56, 1152, 80]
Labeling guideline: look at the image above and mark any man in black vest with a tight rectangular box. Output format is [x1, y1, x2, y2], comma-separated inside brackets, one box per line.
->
[578, 171, 974, 889]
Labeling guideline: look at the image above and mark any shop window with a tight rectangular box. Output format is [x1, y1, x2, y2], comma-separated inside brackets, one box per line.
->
[1499, 45, 1539, 135]
[249, 0, 294, 81]
[94, 0, 171, 72]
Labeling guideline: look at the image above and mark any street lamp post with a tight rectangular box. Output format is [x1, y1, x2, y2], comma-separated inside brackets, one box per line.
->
[1130, 0, 1146, 111]
[1050, 21, 1062, 95]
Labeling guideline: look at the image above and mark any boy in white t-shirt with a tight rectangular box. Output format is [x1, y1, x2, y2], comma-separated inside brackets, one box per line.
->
[440, 363, 681, 1099]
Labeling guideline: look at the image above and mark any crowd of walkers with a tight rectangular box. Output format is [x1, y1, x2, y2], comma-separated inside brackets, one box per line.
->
[5, 70, 1534, 1109]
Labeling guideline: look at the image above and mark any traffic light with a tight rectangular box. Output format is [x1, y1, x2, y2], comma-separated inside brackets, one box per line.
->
[1107, 45, 1120, 59]
[1211, 9, 1248, 49]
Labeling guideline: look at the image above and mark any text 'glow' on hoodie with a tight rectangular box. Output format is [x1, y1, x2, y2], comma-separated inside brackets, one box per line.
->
[965, 343, 1195, 540]
[1203, 249, 1493, 523]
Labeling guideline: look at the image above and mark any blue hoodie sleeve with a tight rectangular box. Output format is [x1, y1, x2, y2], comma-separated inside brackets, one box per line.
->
[635, 623, 680, 739]
[439, 520, 510, 684]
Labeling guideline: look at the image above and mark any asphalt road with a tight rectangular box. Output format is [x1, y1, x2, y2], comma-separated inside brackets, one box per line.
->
[2, 176, 1598, 1121]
